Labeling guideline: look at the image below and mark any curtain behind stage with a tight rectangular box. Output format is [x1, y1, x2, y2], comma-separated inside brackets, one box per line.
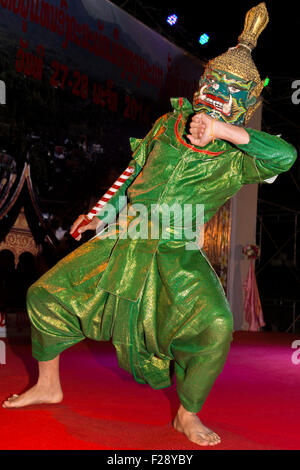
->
[203, 200, 232, 294]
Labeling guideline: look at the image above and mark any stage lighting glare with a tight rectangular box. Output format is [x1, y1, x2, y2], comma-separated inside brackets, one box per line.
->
[199, 33, 209, 45]
[167, 14, 178, 26]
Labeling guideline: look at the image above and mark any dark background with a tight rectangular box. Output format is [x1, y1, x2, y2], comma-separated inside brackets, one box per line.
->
[108, 0, 300, 153]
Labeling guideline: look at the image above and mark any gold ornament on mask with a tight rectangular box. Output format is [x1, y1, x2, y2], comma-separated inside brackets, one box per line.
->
[208, 2, 269, 123]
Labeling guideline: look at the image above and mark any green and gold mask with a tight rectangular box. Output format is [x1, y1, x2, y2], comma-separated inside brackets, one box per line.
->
[193, 68, 257, 125]
[193, 2, 269, 125]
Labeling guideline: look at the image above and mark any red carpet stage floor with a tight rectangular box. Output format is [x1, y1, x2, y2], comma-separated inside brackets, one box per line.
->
[1, 331, 300, 450]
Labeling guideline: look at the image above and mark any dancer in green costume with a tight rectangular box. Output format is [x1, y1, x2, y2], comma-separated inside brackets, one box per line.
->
[3, 3, 297, 447]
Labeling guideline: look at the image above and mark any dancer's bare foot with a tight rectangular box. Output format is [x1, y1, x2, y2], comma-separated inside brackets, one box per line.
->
[173, 405, 221, 447]
[2, 383, 63, 409]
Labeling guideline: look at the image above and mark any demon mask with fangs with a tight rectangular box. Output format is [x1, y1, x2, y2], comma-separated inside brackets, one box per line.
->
[193, 2, 269, 125]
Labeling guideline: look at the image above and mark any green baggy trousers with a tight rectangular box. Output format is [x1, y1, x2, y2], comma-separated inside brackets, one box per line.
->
[27, 235, 233, 413]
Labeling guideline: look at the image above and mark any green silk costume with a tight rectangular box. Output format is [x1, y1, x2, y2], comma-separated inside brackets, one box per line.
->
[27, 97, 297, 412]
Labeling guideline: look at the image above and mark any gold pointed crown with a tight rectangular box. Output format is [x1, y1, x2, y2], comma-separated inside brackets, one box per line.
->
[208, 2, 269, 84]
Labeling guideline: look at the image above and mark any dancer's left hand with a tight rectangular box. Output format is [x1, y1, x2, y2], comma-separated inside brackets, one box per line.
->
[187, 113, 219, 147]
[187, 112, 250, 146]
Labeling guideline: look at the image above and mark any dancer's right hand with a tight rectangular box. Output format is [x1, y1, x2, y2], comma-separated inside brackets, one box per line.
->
[70, 215, 102, 241]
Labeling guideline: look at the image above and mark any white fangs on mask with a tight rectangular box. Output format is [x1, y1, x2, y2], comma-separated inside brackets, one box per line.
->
[223, 94, 233, 115]
[199, 84, 233, 116]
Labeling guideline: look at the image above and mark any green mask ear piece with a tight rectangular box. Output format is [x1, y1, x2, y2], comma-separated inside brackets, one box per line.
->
[244, 78, 266, 124]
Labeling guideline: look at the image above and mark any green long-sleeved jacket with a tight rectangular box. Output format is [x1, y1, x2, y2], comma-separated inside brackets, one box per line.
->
[28, 96, 297, 395]
[94, 97, 297, 303]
